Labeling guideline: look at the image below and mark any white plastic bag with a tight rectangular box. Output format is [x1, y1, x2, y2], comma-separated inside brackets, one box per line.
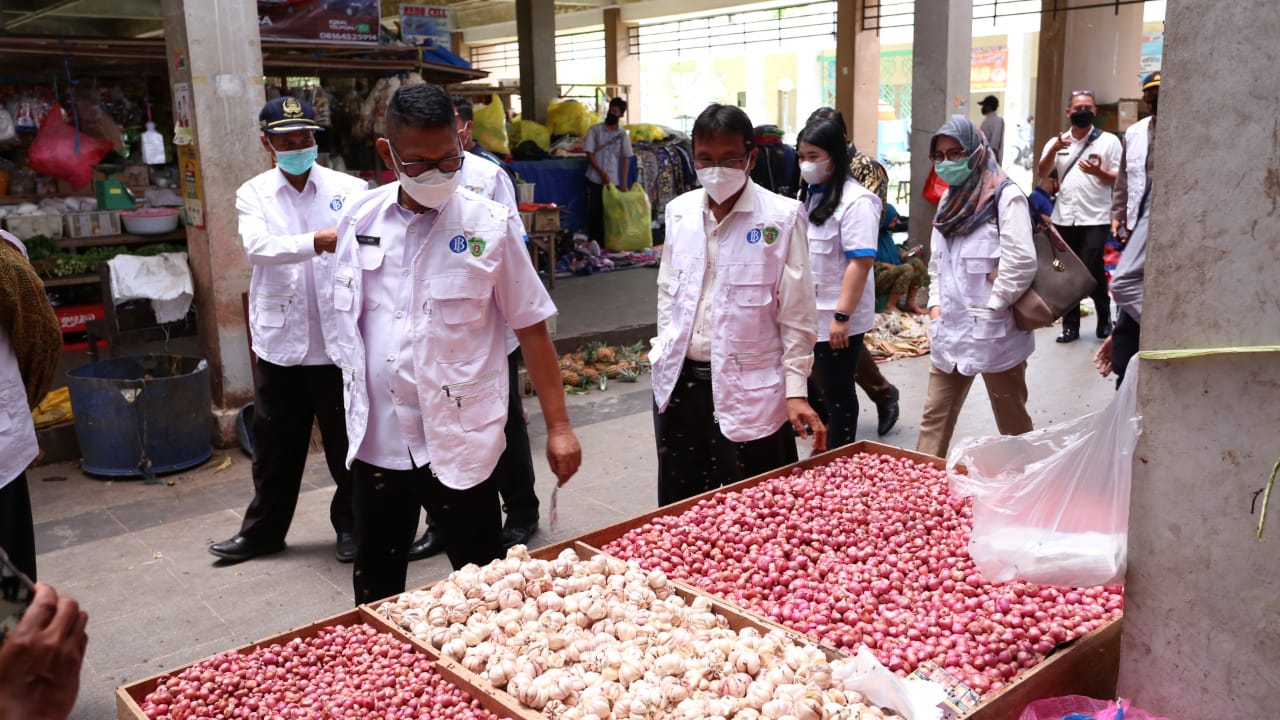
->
[832, 646, 947, 720]
[948, 359, 1142, 587]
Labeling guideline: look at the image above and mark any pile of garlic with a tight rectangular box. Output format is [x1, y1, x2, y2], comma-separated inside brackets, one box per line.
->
[378, 547, 903, 720]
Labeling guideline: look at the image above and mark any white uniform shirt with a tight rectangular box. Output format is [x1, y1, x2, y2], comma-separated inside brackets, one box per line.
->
[237, 164, 369, 366]
[330, 184, 556, 487]
[805, 177, 881, 341]
[461, 154, 523, 354]
[0, 231, 39, 488]
[1040, 128, 1122, 227]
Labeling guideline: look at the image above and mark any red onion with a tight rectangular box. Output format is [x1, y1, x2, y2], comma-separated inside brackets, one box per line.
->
[602, 452, 1123, 695]
[138, 624, 500, 720]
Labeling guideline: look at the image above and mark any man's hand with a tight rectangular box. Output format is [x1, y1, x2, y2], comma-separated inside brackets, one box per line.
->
[545, 423, 582, 487]
[1111, 218, 1129, 242]
[1094, 335, 1114, 377]
[1054, 131, 1072, 153]
[0, 582, 88, 720]
[1078, 157, 1103, 177]
[929, 305, 942, 321]
[828, 319, 850, 349]
[787, 398, 827, 453]
[313, 228, 338, 254]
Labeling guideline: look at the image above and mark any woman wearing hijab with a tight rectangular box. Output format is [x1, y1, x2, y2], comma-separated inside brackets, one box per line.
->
[916, 116, 1038, 458]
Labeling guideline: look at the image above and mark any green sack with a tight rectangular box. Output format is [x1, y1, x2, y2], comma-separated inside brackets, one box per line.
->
[603, 183, 653, 252]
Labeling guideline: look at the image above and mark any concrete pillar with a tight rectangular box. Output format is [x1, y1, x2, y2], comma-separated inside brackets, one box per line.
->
[160, 0, 264, 443]
[604, 7, 641, 119]
[516, 0, 557, 123]
[1117, 2, 1280, 716]
[835, 0, 881, 156]
[1034, 0, 1142, 177]
[451, 30, 465, 58]
[908, 0, 972, 252]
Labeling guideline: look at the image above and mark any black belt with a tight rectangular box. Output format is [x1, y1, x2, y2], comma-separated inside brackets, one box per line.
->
[681, 359, 712, 381]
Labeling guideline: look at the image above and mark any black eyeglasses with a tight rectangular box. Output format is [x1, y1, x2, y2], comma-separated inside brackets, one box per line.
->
[693, 153, 751, 170]
[929, 149, 968, 162]
[388, 141, 465, 177]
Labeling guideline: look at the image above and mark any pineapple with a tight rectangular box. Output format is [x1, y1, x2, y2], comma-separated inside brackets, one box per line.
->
[560, 369, 581, 387]
[583, 367, 601, 384]
[603, 364, 623, 379]
[595, 346, 618, 364]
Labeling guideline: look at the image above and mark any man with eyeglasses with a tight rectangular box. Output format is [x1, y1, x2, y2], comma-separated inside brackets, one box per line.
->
[210, 96, 369, 565]
[650, 103, 826, 506]
[1037, 90, 1122, 343]
[327, 83, 581, 604]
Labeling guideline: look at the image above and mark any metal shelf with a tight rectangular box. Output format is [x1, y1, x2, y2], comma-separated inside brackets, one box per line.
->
[57, 229, 186, 249]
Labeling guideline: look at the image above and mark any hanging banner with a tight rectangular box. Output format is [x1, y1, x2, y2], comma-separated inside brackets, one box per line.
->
[1139, 32, 1163, 73]
[172, 82, 193, 146]
[970, 47, 1009, 91]
[400, 5, 450, 47]
[258, 1, 380, 45]
[178, 145, 205, 229]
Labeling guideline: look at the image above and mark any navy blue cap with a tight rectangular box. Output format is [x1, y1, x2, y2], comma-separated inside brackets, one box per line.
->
[259, 96, 322, 134]
[1140, 71, 1161, 91]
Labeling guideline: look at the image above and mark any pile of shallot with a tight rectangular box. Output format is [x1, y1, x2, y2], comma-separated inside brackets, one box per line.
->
[138, 624, 501, 720]
[380, 547, 903, 720]
[602, 452, 1124, 694]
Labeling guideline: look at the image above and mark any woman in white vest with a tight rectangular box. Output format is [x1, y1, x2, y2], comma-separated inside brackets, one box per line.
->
[916, 116, 1037, 459]
[795, 118, 881, 448]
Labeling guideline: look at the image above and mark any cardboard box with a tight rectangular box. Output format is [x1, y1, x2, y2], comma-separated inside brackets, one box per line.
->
[64, 210, 121, 238]
[121, 165, 151, 187]
[519, 210, 534, 232]
[533, 207, 560, 232]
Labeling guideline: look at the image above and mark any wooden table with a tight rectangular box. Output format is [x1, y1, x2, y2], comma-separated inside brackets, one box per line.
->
[526, 231, 557, 289]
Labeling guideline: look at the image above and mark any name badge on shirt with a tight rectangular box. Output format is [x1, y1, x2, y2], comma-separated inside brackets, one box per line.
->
[356, 235, 380, 246]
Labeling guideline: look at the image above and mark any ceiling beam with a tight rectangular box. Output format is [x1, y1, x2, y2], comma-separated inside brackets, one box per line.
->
[6, 0, 82, 30]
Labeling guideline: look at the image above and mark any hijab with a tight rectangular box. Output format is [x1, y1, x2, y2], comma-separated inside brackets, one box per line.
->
[931, 115, 1012, 239]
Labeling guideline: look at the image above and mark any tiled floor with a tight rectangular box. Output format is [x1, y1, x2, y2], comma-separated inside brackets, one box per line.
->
[29, 270, 1120, 718]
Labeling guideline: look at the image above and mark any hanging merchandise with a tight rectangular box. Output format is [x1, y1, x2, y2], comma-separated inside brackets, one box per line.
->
[141, 121, 166, 165]
[172, 82, 193, 146]
[602, 183, 652, 252]
[0, 107, 16, 145]
[28, 107, 114, 190]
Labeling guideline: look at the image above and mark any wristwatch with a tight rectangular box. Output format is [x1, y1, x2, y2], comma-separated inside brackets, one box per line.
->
[833, 311, 851, 323]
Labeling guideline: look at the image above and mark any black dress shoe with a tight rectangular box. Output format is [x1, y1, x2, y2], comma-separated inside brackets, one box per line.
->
[1096, 321, 1113, 339]
[209, 535, 285, 563]
[876, 386, 901, 436]
[501, 523, 538, 550]
[335, 532, 356, 563]
[408, 528, 445, 561]
[1056, 327, 1080, 343]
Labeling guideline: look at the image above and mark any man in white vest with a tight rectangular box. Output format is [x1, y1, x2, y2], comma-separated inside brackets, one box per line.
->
[650, 103, 826, 507]
[1097, 71, 1161, 389]
[327, 83, 580, 604]
[210, 97, 369, 565]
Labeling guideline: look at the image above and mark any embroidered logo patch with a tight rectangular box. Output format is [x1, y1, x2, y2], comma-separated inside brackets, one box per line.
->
[468, 237, 487, 257]
[449, 235, 467, 253]
[763, 226, 779, 245]
[746, 228, 762, 244]
[329, 196, 343, 211]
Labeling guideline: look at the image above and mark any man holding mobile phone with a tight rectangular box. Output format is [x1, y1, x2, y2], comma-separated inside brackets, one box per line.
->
[1037, 90, 1122, 343]
[0, 230, 62, 583]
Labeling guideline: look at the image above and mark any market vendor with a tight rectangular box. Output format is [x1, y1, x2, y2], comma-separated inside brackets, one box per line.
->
[650, 103, 826, 507]
[0, 229, 61, 582]
[408, 99, 541, 562]
[210, 96, 369, 566]
[329, 83, 581, 604]
[584, 97, 633, 245]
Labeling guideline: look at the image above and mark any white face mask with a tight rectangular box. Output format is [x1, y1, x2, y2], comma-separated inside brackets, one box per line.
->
[799, 159, 832, 186]
[697, 167, 748, 205]
[399, 168, 461, 209]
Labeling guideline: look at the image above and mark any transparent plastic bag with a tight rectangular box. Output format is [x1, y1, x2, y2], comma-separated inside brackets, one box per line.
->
[948, 359, 1142, 587]
[1019, 695, 1170, 720]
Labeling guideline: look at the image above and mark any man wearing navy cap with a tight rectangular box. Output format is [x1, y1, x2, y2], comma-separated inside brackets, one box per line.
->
[1111, 72, 1160, 242]
[209, 96, 369, 564]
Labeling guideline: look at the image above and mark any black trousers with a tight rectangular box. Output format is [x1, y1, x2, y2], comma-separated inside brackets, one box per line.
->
[1112, 310, 1141, 389]
[423, 351, 538, 531]
[351, 460, 502, 605]
[855, 340, 895, 407]
[240, 360, 353, 544]
[808, 334, 865, 449]
[653, 362, 798, 507]
[586, 179, 605, 244]
[0, 472, 36, 582]
[1056, 223, 1111, 331]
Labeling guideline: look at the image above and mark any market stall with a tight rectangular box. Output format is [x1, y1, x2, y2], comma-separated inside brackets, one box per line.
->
[116, 441, 1125, 720]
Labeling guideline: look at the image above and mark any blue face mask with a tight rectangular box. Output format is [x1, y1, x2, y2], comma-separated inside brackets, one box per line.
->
[274, 146, 318, 176]
[934, 157, 973, 186]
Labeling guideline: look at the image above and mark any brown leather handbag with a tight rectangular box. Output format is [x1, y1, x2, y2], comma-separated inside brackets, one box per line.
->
[1011, 222, 1097, 331]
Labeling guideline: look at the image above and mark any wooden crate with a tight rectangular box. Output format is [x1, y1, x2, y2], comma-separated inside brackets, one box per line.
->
[114, 607, 530, 720]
